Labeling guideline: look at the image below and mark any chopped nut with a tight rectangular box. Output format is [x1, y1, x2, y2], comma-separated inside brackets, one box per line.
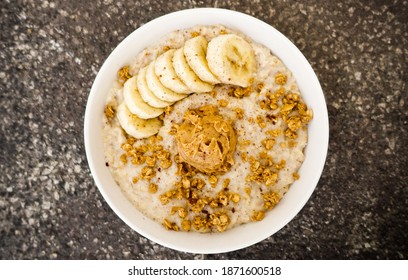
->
[209, 90, 217, 98]
[240, 139, 251, 147]
[287, 115, 302, 131]
[256, 82, 264, 92]
[145, 156, 156, 167]
[190, 198, 208, 213]
[262, 138, 275, 150]
[209, 199, 219, 208]
[266, 129, 281, 137]
[245, 187, 251, 195]
[159, 195, 170, 205]
[190, 31, 200, 37]
[192, 215, 207, 231]
[162, 45, 170, 51]
[104, 104, 115, 119]
[256, 115, 266, 128]
[288, 140, 298, 147]
[182, 177, 190, 189]
[181, 220, 191, 231]
[218, 99, 229, 107]
[121, 143, 133, 152]
[177, 207, 188, 218]
[219, 29, 228, 35]
[280, 103, 296, 112]
[275, 160, 286, 170]
[126, 137, 136, 145]
[163, 219, 179, 231]
[118, 66, 132, 81]
[120, 154, 127, 164]
[164, 106, 173, 115]
[209, 175, 218, 185]
[234, 107, 244, 119]
[140, 166, 155, 180]
[265, 173, 278, 186]
[251, 210, 265, 221]
[265, 114, 277, 125]
[231, 193, 240, 203]
[210, 212, 230, 232]
[293, 172, 300, 180]
[131, 155, 145, 165]
[228, 86, 252, 98]
[132, 177, 138, 184]
[169, 124, 178, 135]
[217, 191, 229, 206]
[263, 192, 280, 210]
[260, 100, 267, 110]
[285, 128, 297, 139]
[223, 178, 231, 188]
[148, 183, 158, 193]
[275, 73, 287, 85]
[160, 160, 172, 169]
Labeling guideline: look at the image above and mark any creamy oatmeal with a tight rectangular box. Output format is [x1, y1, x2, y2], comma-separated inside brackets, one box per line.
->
[102, 25, 313, 233]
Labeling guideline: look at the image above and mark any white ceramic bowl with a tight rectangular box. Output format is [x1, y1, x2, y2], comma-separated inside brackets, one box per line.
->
[84, 8, 329, 254]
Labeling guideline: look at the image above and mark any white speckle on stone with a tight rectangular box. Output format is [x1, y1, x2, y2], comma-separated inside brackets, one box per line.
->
[53, 191, 60, 201]
[354, 72, 361, 81]
[42, 201, 51, 210]
[74, 165, 81, 173]
[378, 102, 386, 109]
[332, 102, 340, 109]
[74, 57, 81, 65]
[39, 29, 47, 37]
[59, 9, 69, 17]
[0, 72, 5, 79]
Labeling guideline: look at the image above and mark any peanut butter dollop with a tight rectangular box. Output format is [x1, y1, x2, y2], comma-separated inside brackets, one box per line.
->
[176, 105, 236, 174]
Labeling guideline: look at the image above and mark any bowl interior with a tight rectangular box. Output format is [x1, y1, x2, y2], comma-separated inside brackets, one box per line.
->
[84, 8, 329, 254]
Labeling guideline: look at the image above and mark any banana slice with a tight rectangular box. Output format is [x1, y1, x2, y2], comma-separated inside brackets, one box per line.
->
[146, 61, 187, 102]
[172, 48, 214, 93]
[123, 76, 164, 119]
[137, 67, 172, 109]
[184, 36, 220, 85]
[154, 49, 190, 94]
[117, 103, 162, 139]
[207, 34, 256, 88]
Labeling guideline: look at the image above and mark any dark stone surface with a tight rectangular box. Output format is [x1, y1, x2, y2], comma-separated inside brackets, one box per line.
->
[0, 0, 407, 259]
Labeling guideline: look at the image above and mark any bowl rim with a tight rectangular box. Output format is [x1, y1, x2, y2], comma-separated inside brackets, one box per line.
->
[84, 7, 329, 254]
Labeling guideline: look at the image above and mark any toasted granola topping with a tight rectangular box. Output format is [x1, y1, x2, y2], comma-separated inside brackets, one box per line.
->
[234, 107, 245, 119]
[263, 192, 280, 210]
[181, 220, 191, 231]
[118, 65, 132, 82]
[104, 104, 115, 119]
[148, 183, 158, 193]
[218, 99, 229, 107]
[163, 219, 179, 231]
[251, 210, 265, 221]
[274, 73, 287, 85]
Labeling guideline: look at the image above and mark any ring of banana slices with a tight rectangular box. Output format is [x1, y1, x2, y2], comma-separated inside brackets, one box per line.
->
[117, 34, 256, 139]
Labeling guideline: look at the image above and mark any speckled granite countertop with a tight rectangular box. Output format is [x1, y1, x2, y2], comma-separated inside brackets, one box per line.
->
[1, 0, 407, 259]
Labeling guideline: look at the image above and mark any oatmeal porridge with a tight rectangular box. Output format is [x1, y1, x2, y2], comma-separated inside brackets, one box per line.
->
[102, 25, 313, 233]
